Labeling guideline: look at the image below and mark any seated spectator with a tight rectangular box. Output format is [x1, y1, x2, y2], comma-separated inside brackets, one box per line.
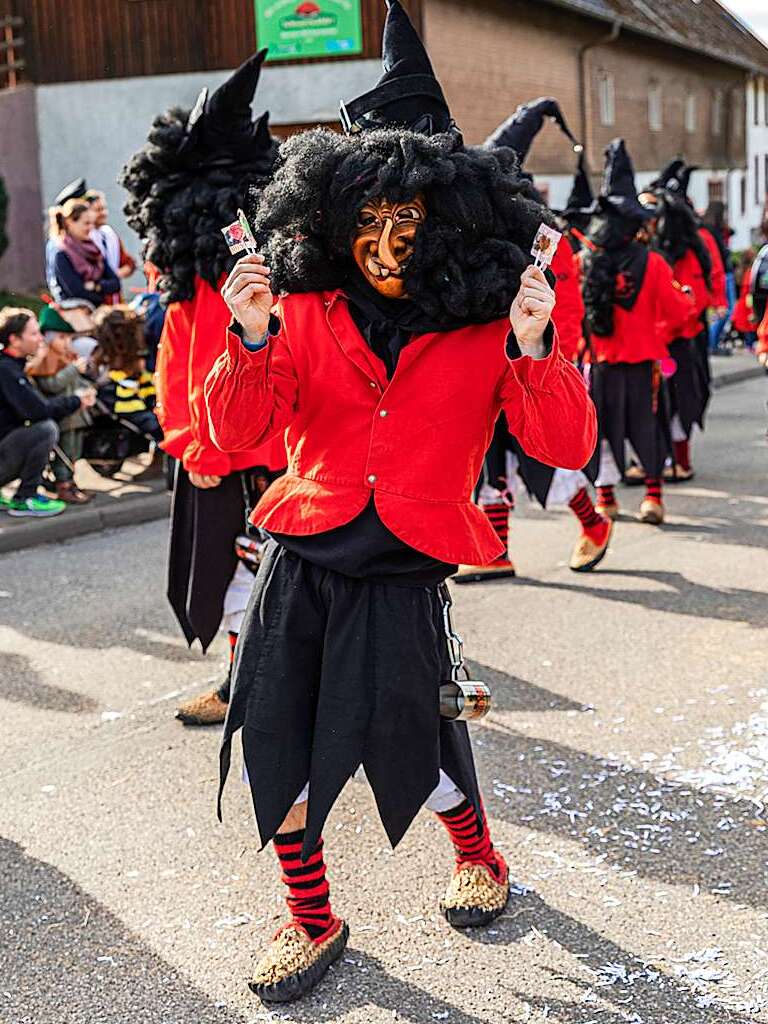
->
[26, 305, 94, 504]
[92, 306, 163, 442]
[87, 190, 137, 302]
[0, 307, 96, 517]
[49, 199, 120, 306]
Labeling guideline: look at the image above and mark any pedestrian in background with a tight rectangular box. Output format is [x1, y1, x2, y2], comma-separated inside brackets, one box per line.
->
[87, 189, 137, 301]
[49, 199, 120, 305]
[0, 307, 95, 517]
[26, 305, 94, 504]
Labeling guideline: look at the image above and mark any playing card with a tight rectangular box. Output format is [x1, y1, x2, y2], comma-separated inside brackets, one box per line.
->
[221, 208, 258, 255]
[531, 223, 562, 269]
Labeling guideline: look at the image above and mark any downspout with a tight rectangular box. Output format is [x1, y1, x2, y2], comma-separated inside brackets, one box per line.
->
[578, 19, 622, 168]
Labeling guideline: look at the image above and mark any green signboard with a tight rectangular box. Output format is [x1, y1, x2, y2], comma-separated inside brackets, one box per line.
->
[256, 0, 363, 62]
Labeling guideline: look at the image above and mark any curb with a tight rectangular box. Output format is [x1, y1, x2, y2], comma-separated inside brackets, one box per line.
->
[0, 490, 170, 555]
[711, 365, 765, 390]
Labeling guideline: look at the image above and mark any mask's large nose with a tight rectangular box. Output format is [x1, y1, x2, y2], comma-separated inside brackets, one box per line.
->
[376, 218, 400, 271]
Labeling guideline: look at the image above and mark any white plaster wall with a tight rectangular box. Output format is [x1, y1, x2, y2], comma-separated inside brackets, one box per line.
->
[35, 59, 381, 285]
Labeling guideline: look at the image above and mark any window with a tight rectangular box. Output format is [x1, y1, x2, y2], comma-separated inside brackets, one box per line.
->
[755, 154, 760, 205]
[712, 89, 723, 136]
[741, 172, 747, 217]
[598, 72, 615, 126]
[685, 92, 697, 134]
[733, 90, 744, 140]
[754, 80, 759, 125]
[708, 179, 724, 204]
[648, 81, 663, 132]
[765, 155, 768, 198]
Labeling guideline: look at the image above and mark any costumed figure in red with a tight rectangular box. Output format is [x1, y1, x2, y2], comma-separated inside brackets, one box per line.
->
[636, 159, 724, 482]
[455, 99, 608, 579]
[583, 141, 694, 526]
[119, 52, 285, 725]
[204, 2, 596, 1004]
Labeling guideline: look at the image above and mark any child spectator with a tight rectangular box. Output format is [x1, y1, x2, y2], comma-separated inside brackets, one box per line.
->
[49, 199, 120, 305]
[26, 305, 94, 504]
[0, 307, 96, 517]
[92, 306, 163, 442]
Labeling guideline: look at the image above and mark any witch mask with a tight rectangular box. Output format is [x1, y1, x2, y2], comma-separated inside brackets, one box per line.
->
[351, 194, 426, 299]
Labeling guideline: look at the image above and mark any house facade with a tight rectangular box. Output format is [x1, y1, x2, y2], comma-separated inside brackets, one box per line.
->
[0, 0, 766, 290]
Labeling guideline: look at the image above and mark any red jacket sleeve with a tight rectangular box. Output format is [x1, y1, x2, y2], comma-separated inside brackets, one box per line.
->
[700, 228, 727, 308]
[757, 307, 768, 356]
[657, 255, 697, 346]
[550, 239, 585, 363]
[155, 299, 194, 461]
[500, 332, 597, 470]
[205, 321, 298, 455]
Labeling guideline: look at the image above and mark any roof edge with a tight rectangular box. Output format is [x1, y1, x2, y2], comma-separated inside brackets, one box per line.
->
[539, 0, 768, 75]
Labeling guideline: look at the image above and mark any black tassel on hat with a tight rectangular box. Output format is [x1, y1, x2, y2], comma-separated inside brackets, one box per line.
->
[179, 49, 273, 164]
[593, 138, 650, 223]
[339, 0, 453, 136]
[484, 97, 580, 166]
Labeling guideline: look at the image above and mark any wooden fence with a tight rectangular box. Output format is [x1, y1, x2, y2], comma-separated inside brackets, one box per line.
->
[0, 14, 24, 88]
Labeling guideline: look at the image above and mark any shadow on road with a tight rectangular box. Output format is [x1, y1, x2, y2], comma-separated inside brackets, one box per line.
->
[0, 653, 99, 713]
[465, 660, 586, 713]
[0, 836, 240, 1024]
[478, 719, 767, 912]
[522, 569, 767, 627]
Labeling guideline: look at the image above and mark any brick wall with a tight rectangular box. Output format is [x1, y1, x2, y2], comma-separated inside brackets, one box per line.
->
[424, 0, 746, 176]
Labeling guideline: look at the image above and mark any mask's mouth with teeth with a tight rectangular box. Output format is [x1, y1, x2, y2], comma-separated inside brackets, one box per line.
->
[352, 194, 426, 299]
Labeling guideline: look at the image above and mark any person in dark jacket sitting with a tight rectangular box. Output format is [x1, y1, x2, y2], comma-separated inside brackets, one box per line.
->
[49, 199, 120, 306]
[0, 308, 96, 517]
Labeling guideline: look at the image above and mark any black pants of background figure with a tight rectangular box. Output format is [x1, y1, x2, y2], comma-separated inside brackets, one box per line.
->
[667, 336, 708, 438]
[0, 419, 58, 500]
[52, 428, 84, 483]
[591, 360, 668, 479]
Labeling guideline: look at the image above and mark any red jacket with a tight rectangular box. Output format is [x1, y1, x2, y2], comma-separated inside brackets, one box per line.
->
[732, 267, 754, 334]
[699, 227, 727, 308]
[672, 248, 711, 340]
[205, 290, 596, 566]
[757, 306, 768, 357]
[155, 276, 285, 475]
[551, 238, 585, 363]
[590, 251, 694, 364]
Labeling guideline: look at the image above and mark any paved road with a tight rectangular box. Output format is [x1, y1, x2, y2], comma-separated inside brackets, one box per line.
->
[1, 376, 767, 1024]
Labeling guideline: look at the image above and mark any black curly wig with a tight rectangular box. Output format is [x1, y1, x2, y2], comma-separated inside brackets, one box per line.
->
[119, 106, 278, 305]
[250, 126, 549, 326]
[582, 211, 645, 337]
[653, 192, 711, 289]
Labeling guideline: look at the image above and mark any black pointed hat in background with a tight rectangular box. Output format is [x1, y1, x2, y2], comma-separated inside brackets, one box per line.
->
[677, 163, 699, 198]
[340, 0, 453, 136]
[593, 138, 650, 222]
[54, 177, 87, 206]
[649, 157, 685, 192]
[564, 150, 594, 217]
[484, 97, 580, 166]
[179, 49, 274, 163]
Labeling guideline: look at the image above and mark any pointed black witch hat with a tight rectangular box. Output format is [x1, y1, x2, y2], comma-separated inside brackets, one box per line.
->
[593, 139, 650, 222]
[484, 97, 581, 166]
[179, 49, 273, 164]
[563, 151, 594, 218]
[677, 163, 699, 198]
[649, 157, 685, 192]
[339, 0, 453, 136]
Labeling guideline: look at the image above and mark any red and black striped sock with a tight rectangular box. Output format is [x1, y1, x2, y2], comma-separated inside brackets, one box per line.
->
[644, 477, 663, 503]
[673, 440, 691, 471]
[482, 503, 510, 563]
[436, 799, 502, 879]
[597, 485, 616, 507]
[568, 487, 603, 531]
[273, 829, 334, 941]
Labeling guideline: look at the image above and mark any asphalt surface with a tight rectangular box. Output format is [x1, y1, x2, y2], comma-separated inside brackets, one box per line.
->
[1, 375, 767, 1024]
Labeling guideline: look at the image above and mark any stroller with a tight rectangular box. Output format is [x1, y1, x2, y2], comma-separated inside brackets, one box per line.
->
[81, 398, 159, 478]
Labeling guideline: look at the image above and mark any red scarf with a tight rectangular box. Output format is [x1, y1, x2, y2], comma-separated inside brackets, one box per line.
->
[60, 233, 104, 283]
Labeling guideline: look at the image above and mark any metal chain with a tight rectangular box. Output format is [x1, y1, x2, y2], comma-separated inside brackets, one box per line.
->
[438, 583, 469, 683]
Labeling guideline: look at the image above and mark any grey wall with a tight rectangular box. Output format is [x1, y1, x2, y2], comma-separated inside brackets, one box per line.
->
[0, 85, 44, 294]
[35, 59, 381, 291]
